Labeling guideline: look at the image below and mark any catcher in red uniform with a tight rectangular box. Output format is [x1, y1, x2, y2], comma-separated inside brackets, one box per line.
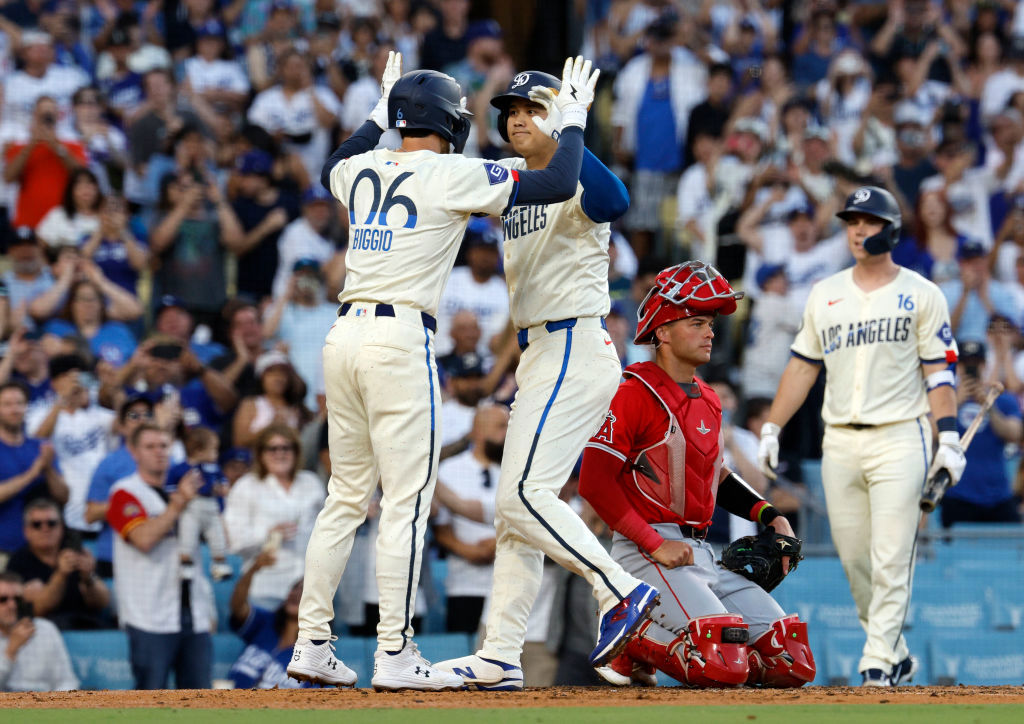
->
[579, 261, 815, 688]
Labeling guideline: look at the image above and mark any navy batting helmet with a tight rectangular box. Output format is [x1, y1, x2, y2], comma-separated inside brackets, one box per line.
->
[836, 186, 902, 254]
[388, 70, 472, 153]
[490, 70, 560, 143]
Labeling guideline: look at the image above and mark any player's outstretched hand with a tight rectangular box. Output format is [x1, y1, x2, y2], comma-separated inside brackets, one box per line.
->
[369, 50, 403, 130]
[758, 422, 781, 480]
[650, 539, 693, 568]
[527, 86, 563, 140]
[549, 55, 600, 131]
[931, 431, 966, 485]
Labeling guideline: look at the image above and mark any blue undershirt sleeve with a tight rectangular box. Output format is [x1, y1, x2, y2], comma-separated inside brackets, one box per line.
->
[514, 126, 584, 206]
[579, 148, 630, 223]
[320, 121, 384, 191]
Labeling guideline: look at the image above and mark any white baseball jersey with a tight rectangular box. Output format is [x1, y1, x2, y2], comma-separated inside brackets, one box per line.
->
[498, 157, 611, 329]
[329, 150, 518, 315]
[790, 266, 957, 426]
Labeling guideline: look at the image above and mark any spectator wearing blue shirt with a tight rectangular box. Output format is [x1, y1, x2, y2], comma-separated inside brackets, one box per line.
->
[84, 392, 155, 578]
[1, 229, 55, 331]
[942, 341, 1024, 527]
[0, 328, 54, 420]
[151, 295, 226, 366]
[79, 194, 149, 297]
[42, 278, 139, 369]
[227, 549, 309, 689]
[941, 239, 1021, 343]
[0, 381, 68, 559]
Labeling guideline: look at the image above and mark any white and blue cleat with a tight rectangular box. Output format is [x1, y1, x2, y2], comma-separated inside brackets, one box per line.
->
[589, 582, 660, 668]
[433, 654, 524, 691]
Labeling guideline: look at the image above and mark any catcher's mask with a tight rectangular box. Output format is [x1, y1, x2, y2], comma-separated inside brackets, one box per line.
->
[634, 261, 743, 345]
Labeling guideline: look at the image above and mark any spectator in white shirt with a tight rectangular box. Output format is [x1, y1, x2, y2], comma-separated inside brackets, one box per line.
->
[182, 20, 250, 115]
[0, 571, 79, 692]
[0, 30, 88, 137]
[106, 424, 212, 690]
[433, 404, 507, 633]
[920, 139, 1001, 248]
[247, 48, 341, 183]
[435, 221, 509, 360]
[27, 355, 116, 537]
[223, 424, 325, 609]
[270, 185, 344, 300]
[741, 264, 804, 399]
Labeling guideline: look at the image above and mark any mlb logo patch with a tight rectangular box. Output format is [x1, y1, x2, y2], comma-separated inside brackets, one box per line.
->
[483, 163, 509, 185]
[355, 308, 366, 316]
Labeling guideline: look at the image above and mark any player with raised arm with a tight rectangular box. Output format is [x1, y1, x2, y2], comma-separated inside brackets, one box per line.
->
[286, 53, 602, 692]
[757, 186, 966, 686]
[575, 262, 815, 689]
[435, 69, 658, 691]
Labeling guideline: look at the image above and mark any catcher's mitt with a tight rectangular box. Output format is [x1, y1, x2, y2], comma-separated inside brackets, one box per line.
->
[719, 527, 803, 592]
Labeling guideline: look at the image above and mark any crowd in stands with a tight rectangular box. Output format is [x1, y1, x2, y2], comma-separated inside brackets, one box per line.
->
[1, 0, 1024, 692]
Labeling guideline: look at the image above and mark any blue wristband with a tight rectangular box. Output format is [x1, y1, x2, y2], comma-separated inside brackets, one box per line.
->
[936, 416, 957, 433]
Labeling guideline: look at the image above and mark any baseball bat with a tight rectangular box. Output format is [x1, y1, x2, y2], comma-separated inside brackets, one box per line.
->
[920, 382, 1004, 513]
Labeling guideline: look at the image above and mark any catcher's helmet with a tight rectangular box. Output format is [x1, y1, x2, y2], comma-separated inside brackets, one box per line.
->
[635, 261, 743, 345]
[490, 70, 561, 143]
[835, 185, 901, 255]
[388, 70, 472, 153]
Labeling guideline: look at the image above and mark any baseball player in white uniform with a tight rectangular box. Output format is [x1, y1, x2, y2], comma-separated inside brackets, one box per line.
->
[757, 186, 967, 686]
[285, 54, 606, 692]
[436, 68, 659, 691]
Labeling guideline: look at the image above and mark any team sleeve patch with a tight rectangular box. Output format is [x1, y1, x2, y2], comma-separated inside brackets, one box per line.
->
[107, 488, 148, 538]
[936, 321, 953, 345]
[483, 162, 511, 185]
[594, 411, 616, 444]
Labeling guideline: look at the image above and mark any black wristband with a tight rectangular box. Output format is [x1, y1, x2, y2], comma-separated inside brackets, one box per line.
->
[936, 416, 957, 433]
[759, 506, 781, 526]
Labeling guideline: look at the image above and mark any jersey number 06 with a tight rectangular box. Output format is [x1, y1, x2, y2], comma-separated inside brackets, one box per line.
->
[348, 169, 419, 229]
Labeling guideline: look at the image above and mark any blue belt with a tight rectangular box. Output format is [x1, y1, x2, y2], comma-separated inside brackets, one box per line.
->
[516, 317, 607, 352]
[338, 302, 437, 333]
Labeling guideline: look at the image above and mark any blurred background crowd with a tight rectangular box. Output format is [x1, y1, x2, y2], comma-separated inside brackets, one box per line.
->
[1, 0, 1023, 692]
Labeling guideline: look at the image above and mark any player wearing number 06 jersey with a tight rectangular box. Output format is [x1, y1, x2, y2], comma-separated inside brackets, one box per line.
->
[758, 186, 966, 687]
[287, 53, 605, 693]
[435, 68, 659, 691]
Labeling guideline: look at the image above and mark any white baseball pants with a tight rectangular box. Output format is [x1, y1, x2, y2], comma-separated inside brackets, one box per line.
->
[821, 416, 931, 673]
[298, 305, 440, 652]
[478, 317, 641, 667]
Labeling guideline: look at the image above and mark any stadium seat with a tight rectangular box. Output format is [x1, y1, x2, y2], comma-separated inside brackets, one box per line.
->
[929, 631, 1024, 685]
[64, 630, 133, 690]
[211, 633, 245, 683]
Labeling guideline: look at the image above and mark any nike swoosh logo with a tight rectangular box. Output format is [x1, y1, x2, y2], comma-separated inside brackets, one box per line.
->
[828, 299, 843, 306]
[605, 340, 613, 345]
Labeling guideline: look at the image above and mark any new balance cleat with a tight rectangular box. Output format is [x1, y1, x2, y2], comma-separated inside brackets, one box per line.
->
[589, 582, 660, 667]
[434, 654, 524, 691]
[287, 637, 357, 687]
[371, 642, 464, 691]
[861, 668, 891, 687]
[890, 655, 918, 686]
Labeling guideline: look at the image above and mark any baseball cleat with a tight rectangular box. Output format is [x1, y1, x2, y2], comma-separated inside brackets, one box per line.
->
[589, 582, 660, 667]
[371, 642, 464, 691]
[595, 652, 633, 686]
[434, 654, 524, 691]
[286, 637, 357, 687]
[860, 668, 891, 687]
[890, 655, 918, 686]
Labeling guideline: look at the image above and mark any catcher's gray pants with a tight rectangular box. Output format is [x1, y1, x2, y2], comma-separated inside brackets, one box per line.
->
[611, 523, 785, 644]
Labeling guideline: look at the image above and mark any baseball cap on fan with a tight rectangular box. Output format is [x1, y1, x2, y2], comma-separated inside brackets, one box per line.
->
[958, 340, 986, 361]
[446, 352, 484, 379]
[957, 238, 987, 261]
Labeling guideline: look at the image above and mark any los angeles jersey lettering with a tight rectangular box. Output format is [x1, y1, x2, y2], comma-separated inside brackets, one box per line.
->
[329, 149, 519, 316]
[497, 157, 611, 329]
[790, 267, 957, 425]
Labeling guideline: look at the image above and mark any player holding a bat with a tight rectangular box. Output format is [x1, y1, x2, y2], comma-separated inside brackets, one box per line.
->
[757, 186, 966, 687]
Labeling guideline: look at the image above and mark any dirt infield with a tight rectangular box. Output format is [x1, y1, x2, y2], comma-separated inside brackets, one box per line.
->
[3, 686, 1023, 710]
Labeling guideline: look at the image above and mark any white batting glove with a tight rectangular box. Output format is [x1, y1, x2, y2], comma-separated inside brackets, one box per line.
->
[369, 50, 403, 131]
[549, 55, 600, 131]
[930, 431, 966, 485]
[758, 422, 781, 481]
[526, 86, 563, 140]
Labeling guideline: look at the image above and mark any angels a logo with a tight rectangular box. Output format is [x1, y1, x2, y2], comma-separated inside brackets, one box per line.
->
[595, 412, 616, 444]
[853, 188, 871, 204]
[511, 72, 531, 89]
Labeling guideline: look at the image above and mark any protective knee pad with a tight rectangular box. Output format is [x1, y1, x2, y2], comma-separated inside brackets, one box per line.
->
[626, 615, 749, 687]
[746, 615, 816, 688]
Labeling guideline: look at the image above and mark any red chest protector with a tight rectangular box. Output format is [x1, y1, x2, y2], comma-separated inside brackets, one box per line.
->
[623, 362, 723, 527]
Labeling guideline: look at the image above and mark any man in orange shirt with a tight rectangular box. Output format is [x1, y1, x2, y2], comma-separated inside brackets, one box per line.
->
[3, 96, 86, 228]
